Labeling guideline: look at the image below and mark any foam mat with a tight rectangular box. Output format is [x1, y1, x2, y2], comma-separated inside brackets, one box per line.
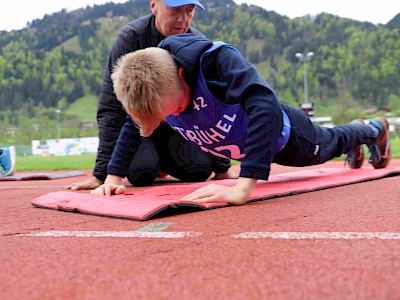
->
[31, 167, 400, 220]
[0, 171, 86, 181]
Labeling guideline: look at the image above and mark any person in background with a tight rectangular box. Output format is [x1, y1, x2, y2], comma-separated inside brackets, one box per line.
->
[0, 146, 16, 177]
[67, 0, 236, 193]
[105, 33, 392, 203]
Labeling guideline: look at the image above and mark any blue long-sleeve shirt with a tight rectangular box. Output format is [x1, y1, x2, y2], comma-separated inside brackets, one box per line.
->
[159, 34, 284, 181]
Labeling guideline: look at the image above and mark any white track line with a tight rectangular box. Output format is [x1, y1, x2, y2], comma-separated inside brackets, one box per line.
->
[19, 230, 202, 238]
[18, 231, 400, 240]
[232, 232, 400, 240]
[0, 186, 66, 189]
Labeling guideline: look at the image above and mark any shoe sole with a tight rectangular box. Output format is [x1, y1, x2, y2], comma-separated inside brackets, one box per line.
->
[371, 117, 391, 169]
[3, 146, 16, 176]
[348, 119, 365, 169]
[371, 142, 392, 168]
[348, 145, 364, 169]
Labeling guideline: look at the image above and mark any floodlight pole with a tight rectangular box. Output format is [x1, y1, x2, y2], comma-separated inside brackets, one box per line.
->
[295, 52, 314, 104]
[55, 109, 62, 140]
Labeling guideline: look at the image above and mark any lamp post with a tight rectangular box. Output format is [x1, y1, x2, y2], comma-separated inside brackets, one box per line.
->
[295, 52, 314, 117]
[295, 52, 314, 104]
[55, 109, 61, 140]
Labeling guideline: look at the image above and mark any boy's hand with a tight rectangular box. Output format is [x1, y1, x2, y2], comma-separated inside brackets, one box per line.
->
[90, 183, 126, 196]
[90, 174, 125, 196]
[181, 177, 257, 205]
[66, 177, 103, 190]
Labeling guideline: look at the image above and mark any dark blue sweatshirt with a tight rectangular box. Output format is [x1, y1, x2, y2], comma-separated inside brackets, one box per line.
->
[158, 34, 284, 181]
[104, 16, 231, 179]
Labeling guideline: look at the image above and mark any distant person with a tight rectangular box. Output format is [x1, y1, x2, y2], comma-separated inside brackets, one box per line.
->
[103, 33, 392, 204]
[0, 146, 16, 177]
[67, 0, 236, 192]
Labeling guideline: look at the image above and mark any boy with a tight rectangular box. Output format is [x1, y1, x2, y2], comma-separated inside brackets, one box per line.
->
[67, 0, 235, 193]
[106, 34, 391, 205]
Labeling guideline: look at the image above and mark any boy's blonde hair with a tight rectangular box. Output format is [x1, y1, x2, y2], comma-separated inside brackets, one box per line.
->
[111, 47, 181, 137]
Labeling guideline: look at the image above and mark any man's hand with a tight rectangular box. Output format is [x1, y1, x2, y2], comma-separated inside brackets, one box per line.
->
[66, 177, 104, 191]
[90, 174, 126, 196]
[181, 177, 257, 205]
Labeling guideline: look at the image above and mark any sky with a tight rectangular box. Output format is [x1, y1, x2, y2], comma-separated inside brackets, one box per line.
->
[0, 0, 399, 31]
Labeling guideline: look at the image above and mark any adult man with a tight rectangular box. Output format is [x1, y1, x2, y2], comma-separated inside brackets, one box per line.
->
[67, 0, 235, 192]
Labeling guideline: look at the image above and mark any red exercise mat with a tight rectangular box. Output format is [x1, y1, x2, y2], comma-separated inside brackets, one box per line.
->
[31, 167, 400, 221]
[0, 171, 86, 181]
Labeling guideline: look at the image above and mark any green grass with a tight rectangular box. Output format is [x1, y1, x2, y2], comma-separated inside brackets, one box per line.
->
[64, 95, 98, 121]
[392, 136, 400, 158]
[13, 137, 400, 171]
[16, 154, 96, 171]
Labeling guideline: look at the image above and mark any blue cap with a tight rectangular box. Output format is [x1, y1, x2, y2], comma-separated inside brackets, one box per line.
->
[162, 0, 205, 10]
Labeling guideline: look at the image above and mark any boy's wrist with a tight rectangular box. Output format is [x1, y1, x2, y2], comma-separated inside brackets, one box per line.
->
[236, 177, 257, 197]
[104, 174, 123, 185]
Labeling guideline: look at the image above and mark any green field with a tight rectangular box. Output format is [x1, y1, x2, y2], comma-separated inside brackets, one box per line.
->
[14, 137, 400, 171]
[16, 154, 96, 171]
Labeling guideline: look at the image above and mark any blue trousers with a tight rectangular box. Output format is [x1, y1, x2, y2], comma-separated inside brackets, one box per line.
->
[273, 104, 377, 167]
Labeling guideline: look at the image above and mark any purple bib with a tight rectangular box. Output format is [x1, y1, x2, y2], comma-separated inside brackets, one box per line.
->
[166, 42, 290, 160]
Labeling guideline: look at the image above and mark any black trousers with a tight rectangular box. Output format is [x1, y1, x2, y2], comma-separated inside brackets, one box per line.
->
[126, 123, 219, 186]
[273, 104, 377, 167]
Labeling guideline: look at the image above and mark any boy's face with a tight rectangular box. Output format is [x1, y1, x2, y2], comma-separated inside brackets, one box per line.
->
[162, 87, 191, 118]
[162, 67, 191, 118]
[151, 0, 196, 37]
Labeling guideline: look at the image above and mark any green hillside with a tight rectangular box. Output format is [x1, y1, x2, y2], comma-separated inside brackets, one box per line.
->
[65, 95, 98, 121]
[0, 0, 399, 146]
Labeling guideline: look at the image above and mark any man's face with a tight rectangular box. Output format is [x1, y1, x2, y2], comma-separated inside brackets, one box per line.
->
[150, 0, 196, 36]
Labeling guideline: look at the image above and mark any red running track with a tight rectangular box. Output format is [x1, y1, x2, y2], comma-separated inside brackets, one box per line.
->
[1, 160, 399, 299]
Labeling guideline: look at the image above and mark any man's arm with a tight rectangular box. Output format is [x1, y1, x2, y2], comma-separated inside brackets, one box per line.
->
[93, 28, 138, 181]
[67, 24, 139, 190]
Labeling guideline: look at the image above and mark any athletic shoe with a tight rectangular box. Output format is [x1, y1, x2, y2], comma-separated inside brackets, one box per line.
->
[368, 117, 391, 169]
[346, 119, 365, 169]
[0, 146, 16, 176]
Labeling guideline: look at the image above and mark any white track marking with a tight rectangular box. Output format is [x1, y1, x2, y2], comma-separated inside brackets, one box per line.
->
[18, 231, 400, 240]
[0, 186, 66, 189]
[19, 230, 202, 238]
[232, 232, 400, 240]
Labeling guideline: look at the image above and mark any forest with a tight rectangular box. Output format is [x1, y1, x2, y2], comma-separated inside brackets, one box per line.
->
[0, 0, 399, 146]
